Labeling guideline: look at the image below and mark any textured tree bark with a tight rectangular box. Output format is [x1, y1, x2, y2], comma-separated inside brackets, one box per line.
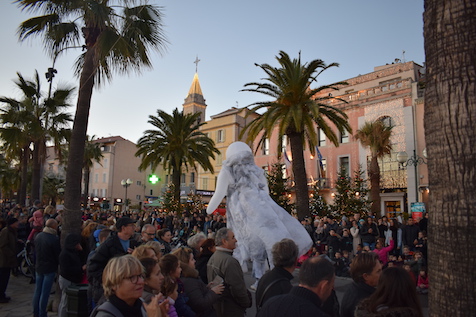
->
[424, 0, 476, 315]
[368, 155, 381, 215]
[288, 132, 310, 220]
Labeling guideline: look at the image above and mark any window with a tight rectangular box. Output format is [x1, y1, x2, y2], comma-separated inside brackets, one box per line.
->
[202, 177, 208, 190]
[281, 136, 288, 153]
[165, 175, 169, 184]
[103, 158, 108, 167]
[339, 156, 350, 177]
[216, 153, 223, 166]
[262, 138, 270, 155]
[103, 189, 107, 197]
[94, 174, 98, 183]
[340, 129, 349, 144]
[136, 180, 142, 186]
[190, 172, 195, 184]
[102, 173, 107, 183]
[318, 129, 326, 147]
[379, 116, 394, 128]
[217, 129, 225, 143]
[136, 195, 141, 200]
[181, 173, 186, 184]
[318, 158, 327, 178]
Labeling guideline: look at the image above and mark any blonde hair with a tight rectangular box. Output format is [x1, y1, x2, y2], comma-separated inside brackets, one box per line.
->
[172, 247, 193, 264]
[145, 241, 163, 259]
[44, 205, 55, 215]
[132, 244, 157, 260]
[102, 255, 144, 298]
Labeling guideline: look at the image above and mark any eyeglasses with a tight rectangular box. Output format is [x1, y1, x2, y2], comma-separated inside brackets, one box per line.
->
[126, 274, 145, 284]
[146, 233, 155, 236]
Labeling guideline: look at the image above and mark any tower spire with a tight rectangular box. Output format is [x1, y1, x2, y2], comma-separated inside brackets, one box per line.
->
[194, 55, 201, 73]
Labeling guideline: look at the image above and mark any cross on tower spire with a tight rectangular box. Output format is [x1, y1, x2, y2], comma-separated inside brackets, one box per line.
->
[194, 55, 201, 73]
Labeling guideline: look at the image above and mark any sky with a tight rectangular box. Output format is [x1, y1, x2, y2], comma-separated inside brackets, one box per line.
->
[0, 0, 425, 144]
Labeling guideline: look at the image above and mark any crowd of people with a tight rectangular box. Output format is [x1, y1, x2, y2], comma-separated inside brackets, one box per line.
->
[0, 201, 428, 317]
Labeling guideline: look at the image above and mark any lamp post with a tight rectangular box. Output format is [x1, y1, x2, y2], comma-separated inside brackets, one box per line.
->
[396, 149, 427, 202]
[121, 178, 133, 211]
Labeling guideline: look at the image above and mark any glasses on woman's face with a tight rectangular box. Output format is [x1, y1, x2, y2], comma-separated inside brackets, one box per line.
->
[126, 273, 145, 284]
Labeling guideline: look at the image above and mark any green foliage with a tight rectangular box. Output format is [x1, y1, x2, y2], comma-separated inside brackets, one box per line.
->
[309, 184, 330, 217]
[162, 183, 180, 214]
[331, 165, 371, 218]
[184, 191, 204, 215]
[266, 162, 294, 213]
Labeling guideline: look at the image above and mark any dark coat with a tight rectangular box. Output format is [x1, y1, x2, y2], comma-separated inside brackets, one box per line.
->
[196, 253, 213, 284]
[181, 264, 219, 317]
[340, 282, 376, 317]
[255, 266, 293, 310]
[35, 229, 61, 274]
[360, 223, 379, 244]
[355, 299, 422, 317]
[59, 233, 83, 283]
[0, 226, 17, 268]
[257, 286, 328, 317]
[402, 225, 420, 248]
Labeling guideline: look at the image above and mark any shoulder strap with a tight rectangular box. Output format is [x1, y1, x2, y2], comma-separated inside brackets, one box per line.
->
[91, 301, 124, 317]
[256, 277, 289, 311]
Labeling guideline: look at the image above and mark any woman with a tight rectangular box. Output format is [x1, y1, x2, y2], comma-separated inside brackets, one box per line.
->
[360, 217, 379, 250]
[140, 257, 165, 303]
[206, 142, 312, 278]
[355, 266, 423, 317]
[92, 255, 164, 317]
[172, 247, 224, 317]
[195, 238, 215, 284]
[350, 220, 361, 255]
[132, 244, 159, 261]
[387, 219, 402, 256]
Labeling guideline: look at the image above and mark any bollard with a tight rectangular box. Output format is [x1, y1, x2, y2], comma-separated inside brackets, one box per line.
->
[66, 284, 89, 317]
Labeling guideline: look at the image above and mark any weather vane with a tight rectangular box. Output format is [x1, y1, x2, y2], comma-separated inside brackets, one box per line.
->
[194, 55, 201, 73]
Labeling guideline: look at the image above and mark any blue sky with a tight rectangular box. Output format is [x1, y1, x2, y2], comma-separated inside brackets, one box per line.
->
[0, 0, 424, 144]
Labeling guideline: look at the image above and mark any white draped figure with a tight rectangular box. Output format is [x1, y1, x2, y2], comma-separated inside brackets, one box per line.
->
[206, 141, 313, 278]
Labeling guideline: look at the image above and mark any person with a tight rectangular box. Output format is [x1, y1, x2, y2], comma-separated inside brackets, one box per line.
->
[416, 268, 429, 294]
[58, 233, 85, 317]
[139, 257, 165, 303]
[206, 142, 312, 284]
[360, 217, 379, 250]
[207, 228, 252, 317]
[402, 218, 420, 251]
[132, 244, 159, 261]
[350, 220, 361, 255]
[187, 232, 207, 260]
[0, 217, 18, 303]
[28, 209, 44, 241]
[33, 219, 61, 317]
[257, 257, 335, 317]
[88, 216, 140, 307]
[355, 266, 423, 317]
[373, 238, 394, 267]
[157, 228, 173, 254]
[140, 224, 158, 244]
[340, 252, 382, 317]
[92, 255, 166, 317]
[173, 247, 224, 317]
[196, 238, 216, 284]
[255, 239, 298, 313]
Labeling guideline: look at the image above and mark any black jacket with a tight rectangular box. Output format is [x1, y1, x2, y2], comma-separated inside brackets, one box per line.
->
[340, 281, 376, 317]
[255, 266, 294, 310]
[360, 223, 379, 244]
[402, 224, 420, 247]
[35, 229, 61, 274]
[258, 286, 328, 317]
[59, 233, 83, 283]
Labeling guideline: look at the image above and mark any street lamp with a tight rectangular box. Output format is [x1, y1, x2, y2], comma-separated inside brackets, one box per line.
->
[121, 178, 133, 211]
[396, 149, 427, 202]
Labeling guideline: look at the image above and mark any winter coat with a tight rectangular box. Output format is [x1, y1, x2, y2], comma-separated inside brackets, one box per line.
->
[59, 233, 84, 283]
[257, 286, 328, 317]
[355, 299, 422, 317]
[34, 227, 61, 274]
[196, 253, 213, 284]
[340, 282, 376, 317]
[360, 223, 379, 244]
[255, 266, 293, 310]
[207, 248, 251, 317]
[402, 225, 420, 248]
[350, 226, 361, 254]
[181, 262, 219, 317]
[0, 225, 18, 268]
[373, 240, 395, 266]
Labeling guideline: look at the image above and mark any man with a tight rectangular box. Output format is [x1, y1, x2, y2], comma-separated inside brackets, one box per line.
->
[140, 224, 157, 243]
[0, 218, 19, 303]
[340, 252, 382, 317]
[258, 257, 335, 317]
[87, 216, 139, 306]
[32, 219, 61, 317]
[207, 228, 252, 317]
[402, 218, 420, 250]
[255, 239, 298, 312]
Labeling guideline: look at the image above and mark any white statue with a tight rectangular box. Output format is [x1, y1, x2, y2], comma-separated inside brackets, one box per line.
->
[207, 141, 313, 279]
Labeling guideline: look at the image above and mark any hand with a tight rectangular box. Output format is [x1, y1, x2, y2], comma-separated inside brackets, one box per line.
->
[368, 228, 373, 233]
[211, 283, 225, 295]
[144, 294, 162, 317]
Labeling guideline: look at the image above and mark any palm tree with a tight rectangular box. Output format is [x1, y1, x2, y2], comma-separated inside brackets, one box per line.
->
[16, 0, 167, 234]
[136, 108, 219, 204]
[0, 71, 73, 203]
[0, 154, 21, 205]
[424, 0, 476, 314]
[82, 135, 103, 206]
[241, 51, 351, 220]
[354, 120, 393, 215]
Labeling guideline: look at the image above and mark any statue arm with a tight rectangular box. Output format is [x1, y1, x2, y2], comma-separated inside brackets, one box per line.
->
[206, 168, 231, 214]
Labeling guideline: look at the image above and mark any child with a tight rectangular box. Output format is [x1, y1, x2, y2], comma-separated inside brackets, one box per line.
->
[27, 209, 44, 241]
[162, 279, 179, 317]
[416, 269, 429, 294]
[403, 264, 417, 285]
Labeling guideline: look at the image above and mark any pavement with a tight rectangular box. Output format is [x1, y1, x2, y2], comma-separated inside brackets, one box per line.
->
[1, 267, 428, 317]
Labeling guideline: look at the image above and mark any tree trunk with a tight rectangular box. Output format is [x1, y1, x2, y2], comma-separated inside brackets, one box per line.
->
[424, 1, 476, 315]
[82, 165, 90, 208]
[63, 46, 97, 237]
[288, 132, 310, 220]
[31, 140, 41, 203]
[368, 155, 381, 215]
[19, 145, 29, 206]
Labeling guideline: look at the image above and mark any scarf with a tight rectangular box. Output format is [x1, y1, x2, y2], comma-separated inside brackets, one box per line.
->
[108, 294, 144, 317]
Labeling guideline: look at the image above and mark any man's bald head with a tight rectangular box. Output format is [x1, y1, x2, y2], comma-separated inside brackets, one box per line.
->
[45, 218, 58, 230]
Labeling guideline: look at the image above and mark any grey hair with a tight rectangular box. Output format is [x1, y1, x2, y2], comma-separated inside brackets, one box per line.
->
[187, 232, 207, 249]
[141, 224, 155, 233]
[215, 227, 231, 246]
[272, 239, 298, 268]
